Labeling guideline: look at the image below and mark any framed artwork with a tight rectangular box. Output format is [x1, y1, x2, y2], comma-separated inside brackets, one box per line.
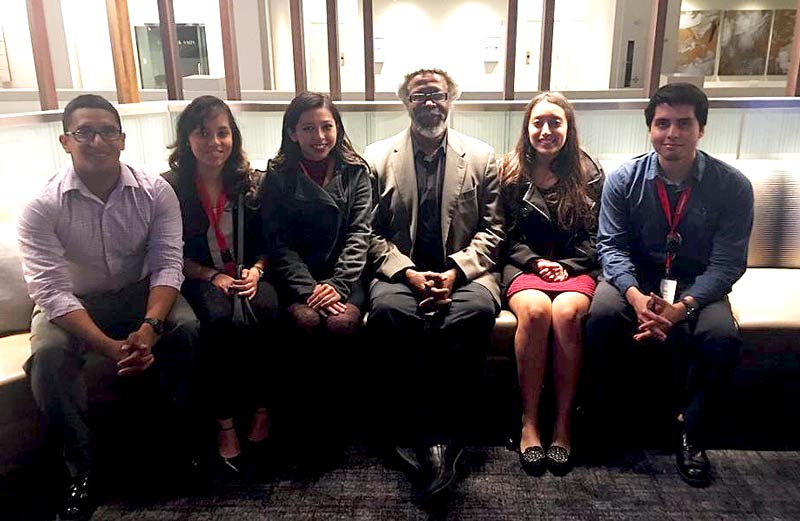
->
[676, 11, 720, 76]
[768, 10, 796, 75]
[718, 10, 771, 76]
[0, 26, 11, 83]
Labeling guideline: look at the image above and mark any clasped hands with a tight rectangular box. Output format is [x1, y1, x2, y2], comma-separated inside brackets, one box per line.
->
[405, 268, 458, 312]
[533, 259, 568, 282]
[307, 283, 347, 317]
[627, 289, 687, 343]
[210, 268, 261, 299]
[107, 323, 158, 377]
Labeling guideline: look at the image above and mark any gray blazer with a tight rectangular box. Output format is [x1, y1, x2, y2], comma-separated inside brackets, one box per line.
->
[364, 128, 505, 304]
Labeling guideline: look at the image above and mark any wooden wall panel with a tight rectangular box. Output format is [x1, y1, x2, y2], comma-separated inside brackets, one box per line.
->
[219, 0, 241, 100]
[26, 0, 58, 110]
[157, 0, 182, 100]
[105, 0, 140, 104]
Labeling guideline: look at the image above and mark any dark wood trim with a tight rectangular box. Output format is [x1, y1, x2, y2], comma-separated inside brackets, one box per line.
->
[219, 0, 241, 100]
[290, 0, 307, 94]
[503, 0, 518, 100]
[157, 0, 182, 100]
[643, 0, 668, 97]
[786, 0, 800, 96]
[362, 0, 375, 101]
[538, 0, 555, 91]
[25, 0, 58, 110]
[326, 0, 341, 99]
[105, 0, 140, 103]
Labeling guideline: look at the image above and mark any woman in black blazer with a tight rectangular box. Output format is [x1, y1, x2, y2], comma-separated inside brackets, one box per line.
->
[260, 92, 371, 450]
[163, 96, 278, 474]
[261, 92, 371, 335]
[500, 92, 604, 475]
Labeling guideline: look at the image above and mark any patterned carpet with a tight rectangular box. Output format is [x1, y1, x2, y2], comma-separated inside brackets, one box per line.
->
[73, 446, 800, 521]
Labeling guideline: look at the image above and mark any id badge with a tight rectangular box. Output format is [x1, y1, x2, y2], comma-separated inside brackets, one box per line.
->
[660, 278, 677, 304]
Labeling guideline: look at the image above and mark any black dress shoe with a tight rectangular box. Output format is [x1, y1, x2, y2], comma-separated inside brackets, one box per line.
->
[546, 445, 572, 476]
[519, 446, 546, 476]
[58, 474, 95, 521]
[676, 432, 711, 487]
[420, 443, 464, 499]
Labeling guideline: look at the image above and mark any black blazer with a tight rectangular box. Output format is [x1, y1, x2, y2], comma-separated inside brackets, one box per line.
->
[260, 159, 372, 302]
[162, 169, 266, 269]
[501, 151, 604, 291]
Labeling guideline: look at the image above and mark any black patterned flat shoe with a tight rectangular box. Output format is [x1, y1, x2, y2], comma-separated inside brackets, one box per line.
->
[519, 445, 546, 476]
[546, 444, 572, 476]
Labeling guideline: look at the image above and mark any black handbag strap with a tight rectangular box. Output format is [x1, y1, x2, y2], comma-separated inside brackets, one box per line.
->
[237, 193, 245, 266]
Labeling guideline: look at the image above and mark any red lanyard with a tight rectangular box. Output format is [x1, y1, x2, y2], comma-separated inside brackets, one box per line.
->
[656, 177, 692, 275]
[195, 177, 236, 276]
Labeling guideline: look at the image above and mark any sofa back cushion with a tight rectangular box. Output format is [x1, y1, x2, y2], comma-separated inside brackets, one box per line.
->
[735, 160, 800, 269]
[0, 223, 33, 337]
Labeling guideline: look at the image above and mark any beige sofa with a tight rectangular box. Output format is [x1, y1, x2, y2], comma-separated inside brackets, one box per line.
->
[2, 160, 799, 474]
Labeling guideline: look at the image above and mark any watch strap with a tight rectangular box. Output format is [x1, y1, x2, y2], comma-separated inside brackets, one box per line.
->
[143, 317, 164, 335]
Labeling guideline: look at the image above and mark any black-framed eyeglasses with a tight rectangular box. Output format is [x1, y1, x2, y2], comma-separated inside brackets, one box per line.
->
[408, 92, 448, 103]
[64, 127, 123, 143]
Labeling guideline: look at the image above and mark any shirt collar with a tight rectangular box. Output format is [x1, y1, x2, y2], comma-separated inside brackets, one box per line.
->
[62, 163, 138, 199]
[411, 130, 447, 162]
[648, 150, 705, 186]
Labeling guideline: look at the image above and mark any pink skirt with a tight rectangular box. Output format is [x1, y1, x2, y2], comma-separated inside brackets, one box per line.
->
[507, 272, 597, 299]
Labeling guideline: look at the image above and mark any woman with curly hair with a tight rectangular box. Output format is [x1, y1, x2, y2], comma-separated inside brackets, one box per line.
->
[500, 92, 604, 475]
[163, 95, 278, 474]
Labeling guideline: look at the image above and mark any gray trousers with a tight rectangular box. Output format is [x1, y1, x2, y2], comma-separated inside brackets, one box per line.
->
[24, 278, 200, 477]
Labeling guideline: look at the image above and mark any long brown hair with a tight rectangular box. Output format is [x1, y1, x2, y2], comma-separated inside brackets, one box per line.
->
[500, 91, 592, 231]
[271, 91, 365, 171]
[168, 95, 257, 200]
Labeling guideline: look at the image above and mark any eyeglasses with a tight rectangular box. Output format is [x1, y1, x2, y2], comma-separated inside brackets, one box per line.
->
[408, 92, 448, 103]
[64, 127, 123, 143]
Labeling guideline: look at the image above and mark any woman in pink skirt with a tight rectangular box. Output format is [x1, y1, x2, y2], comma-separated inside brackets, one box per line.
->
[500, 92, 604, 475]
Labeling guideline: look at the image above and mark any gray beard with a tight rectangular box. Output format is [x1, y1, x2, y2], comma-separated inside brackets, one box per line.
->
[413, 121, 447, 140]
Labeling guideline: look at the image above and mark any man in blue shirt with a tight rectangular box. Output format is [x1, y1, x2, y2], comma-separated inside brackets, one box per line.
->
[584, 83, 753, 487]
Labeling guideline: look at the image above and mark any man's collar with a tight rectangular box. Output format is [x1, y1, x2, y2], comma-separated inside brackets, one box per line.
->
[63, 163, 135, 197]
[648, 151, 705, 185]
[411, 129, 447, 160]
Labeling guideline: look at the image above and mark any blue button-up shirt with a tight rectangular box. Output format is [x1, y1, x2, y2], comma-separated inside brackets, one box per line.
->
[597, 150, 754, 307]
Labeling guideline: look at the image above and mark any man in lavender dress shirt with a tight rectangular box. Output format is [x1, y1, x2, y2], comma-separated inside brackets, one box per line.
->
[17, 95, 199, 520]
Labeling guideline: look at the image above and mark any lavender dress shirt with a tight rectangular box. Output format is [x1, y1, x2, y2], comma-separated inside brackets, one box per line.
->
[17, 163, 184, 320]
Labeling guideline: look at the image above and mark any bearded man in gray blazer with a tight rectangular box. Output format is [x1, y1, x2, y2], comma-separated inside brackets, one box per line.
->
[364, 68, 504, 498]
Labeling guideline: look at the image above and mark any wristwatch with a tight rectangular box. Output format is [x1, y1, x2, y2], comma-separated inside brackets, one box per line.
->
[679, 297, 698, 321]
[142, 317, 165, 335]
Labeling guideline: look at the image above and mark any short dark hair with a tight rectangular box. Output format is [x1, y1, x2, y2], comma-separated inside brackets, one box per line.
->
[397, 68, 460, 103]
[62, 94, 122, 132]
[645, 82, 708, 128]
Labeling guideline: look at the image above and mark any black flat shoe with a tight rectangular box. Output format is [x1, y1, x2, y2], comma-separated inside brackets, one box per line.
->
[546, 444, 572, 476]
[216, 453, 246, 480]
[519, 445, 546, 476]
[58, 474, 95, 521]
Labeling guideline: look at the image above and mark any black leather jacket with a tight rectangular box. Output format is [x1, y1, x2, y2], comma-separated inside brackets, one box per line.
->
[501, 151, 604, 292]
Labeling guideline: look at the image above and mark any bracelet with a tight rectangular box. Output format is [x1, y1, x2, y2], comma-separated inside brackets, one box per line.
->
[252, 265, 264, 277]
[208, 271, 223, 283]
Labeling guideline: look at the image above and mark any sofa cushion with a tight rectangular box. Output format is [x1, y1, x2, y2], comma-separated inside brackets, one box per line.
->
[729, 268, 800, 331]
[0, 223, 33, 337]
